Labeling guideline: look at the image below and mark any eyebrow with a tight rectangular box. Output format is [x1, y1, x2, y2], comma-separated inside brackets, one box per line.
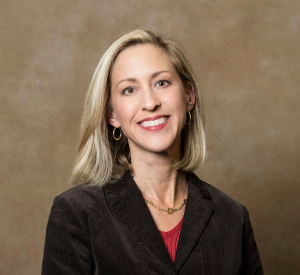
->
[116, 70, 172, 88]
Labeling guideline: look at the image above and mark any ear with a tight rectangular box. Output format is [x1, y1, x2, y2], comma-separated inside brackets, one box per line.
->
[185, 83, 195, 112]
[108, 109, 120, 128]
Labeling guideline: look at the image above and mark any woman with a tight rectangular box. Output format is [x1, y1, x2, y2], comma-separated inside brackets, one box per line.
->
[42, 28, 264, 274]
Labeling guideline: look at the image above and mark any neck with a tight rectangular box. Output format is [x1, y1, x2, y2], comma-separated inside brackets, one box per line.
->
[129, 142, 188, 208]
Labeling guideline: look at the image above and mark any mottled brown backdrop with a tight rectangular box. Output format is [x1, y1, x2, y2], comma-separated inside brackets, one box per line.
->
[1, 0, 299, 274]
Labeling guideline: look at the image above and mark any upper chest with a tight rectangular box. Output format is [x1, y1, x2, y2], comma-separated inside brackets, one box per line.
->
[147, 205, 186, 231]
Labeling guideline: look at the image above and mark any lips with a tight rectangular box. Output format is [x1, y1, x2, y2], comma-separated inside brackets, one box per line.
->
[137, 116, 171, 131]
[137, 115, 170, 124]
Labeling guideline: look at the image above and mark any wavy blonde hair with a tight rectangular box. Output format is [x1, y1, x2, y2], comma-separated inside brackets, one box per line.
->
[70, 28, 206, 187]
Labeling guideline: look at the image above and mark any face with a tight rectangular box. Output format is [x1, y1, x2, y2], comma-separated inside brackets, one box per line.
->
[109, 44, 195, 158]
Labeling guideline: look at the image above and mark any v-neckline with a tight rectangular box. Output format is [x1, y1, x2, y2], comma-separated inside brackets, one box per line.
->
[159, 217, 184, 238]
[104, 170, 213, 274]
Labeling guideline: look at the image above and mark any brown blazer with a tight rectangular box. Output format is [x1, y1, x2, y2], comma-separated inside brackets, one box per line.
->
[42, 170, 264, 275]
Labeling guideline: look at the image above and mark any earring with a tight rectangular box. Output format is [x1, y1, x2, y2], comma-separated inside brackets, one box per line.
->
[185, 111, 192, 125]
[113, 126, 122, 140]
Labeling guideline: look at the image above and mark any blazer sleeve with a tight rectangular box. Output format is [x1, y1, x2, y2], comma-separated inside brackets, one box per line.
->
[41, 195, 93, 275]
[241, 206, 264, 275]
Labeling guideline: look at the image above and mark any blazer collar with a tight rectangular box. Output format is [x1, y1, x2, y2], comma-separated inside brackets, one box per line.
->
[104, 170, 213, 274]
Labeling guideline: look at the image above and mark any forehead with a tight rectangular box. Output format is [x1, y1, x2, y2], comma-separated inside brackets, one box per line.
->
[111, 44, 175, 83]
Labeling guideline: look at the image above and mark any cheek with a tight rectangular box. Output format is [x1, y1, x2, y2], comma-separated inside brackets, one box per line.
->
[113, 99, 136, 126]
[168, 90, 188, 129]
[166, 89, 187, 114]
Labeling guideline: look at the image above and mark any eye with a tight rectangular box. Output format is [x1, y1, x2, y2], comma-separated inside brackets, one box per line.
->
[122, 87, 136, 95]
[156, 79, 170, 87]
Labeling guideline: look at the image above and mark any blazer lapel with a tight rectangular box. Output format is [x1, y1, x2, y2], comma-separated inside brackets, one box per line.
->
[104, 170, 176, 274]
[174, 172, 213, 273]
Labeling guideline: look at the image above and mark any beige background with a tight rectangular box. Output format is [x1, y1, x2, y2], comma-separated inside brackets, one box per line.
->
[1, 0, 299, 274]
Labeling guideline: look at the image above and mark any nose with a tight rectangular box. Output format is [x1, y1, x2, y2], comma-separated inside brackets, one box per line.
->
[140, 86, 161, 111]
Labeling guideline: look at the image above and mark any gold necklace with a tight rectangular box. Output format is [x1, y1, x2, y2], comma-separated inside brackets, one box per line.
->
[143, 197, 187, 214]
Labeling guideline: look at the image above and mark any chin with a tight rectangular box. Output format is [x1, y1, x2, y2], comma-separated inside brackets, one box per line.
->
[128, 134, 180, 154]
[142, 140, 177, 154]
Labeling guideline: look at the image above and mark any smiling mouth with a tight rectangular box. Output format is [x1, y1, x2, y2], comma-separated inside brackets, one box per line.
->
[139, 116, 169, 127]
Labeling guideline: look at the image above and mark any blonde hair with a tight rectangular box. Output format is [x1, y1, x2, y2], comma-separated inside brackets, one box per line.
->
[70, 28, 206, 187]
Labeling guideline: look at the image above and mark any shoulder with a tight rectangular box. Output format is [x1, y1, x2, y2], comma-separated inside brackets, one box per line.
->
[200, 178, 249, 229]
[50, 183, 107, 215]
[205, 181, 244, 212]
[50, 171, 132, 215]
[189, 172, 246, 220]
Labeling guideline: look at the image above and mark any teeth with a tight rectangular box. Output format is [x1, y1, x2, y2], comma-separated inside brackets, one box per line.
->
[140, 117, 168, 127]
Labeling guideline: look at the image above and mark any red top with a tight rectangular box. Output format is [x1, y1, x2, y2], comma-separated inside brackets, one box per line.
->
[159, 217, 183, 264]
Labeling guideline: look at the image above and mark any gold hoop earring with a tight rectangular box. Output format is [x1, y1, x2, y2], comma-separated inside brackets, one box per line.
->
[185, 111, 192, 125]
[113, 127, 122, 140]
